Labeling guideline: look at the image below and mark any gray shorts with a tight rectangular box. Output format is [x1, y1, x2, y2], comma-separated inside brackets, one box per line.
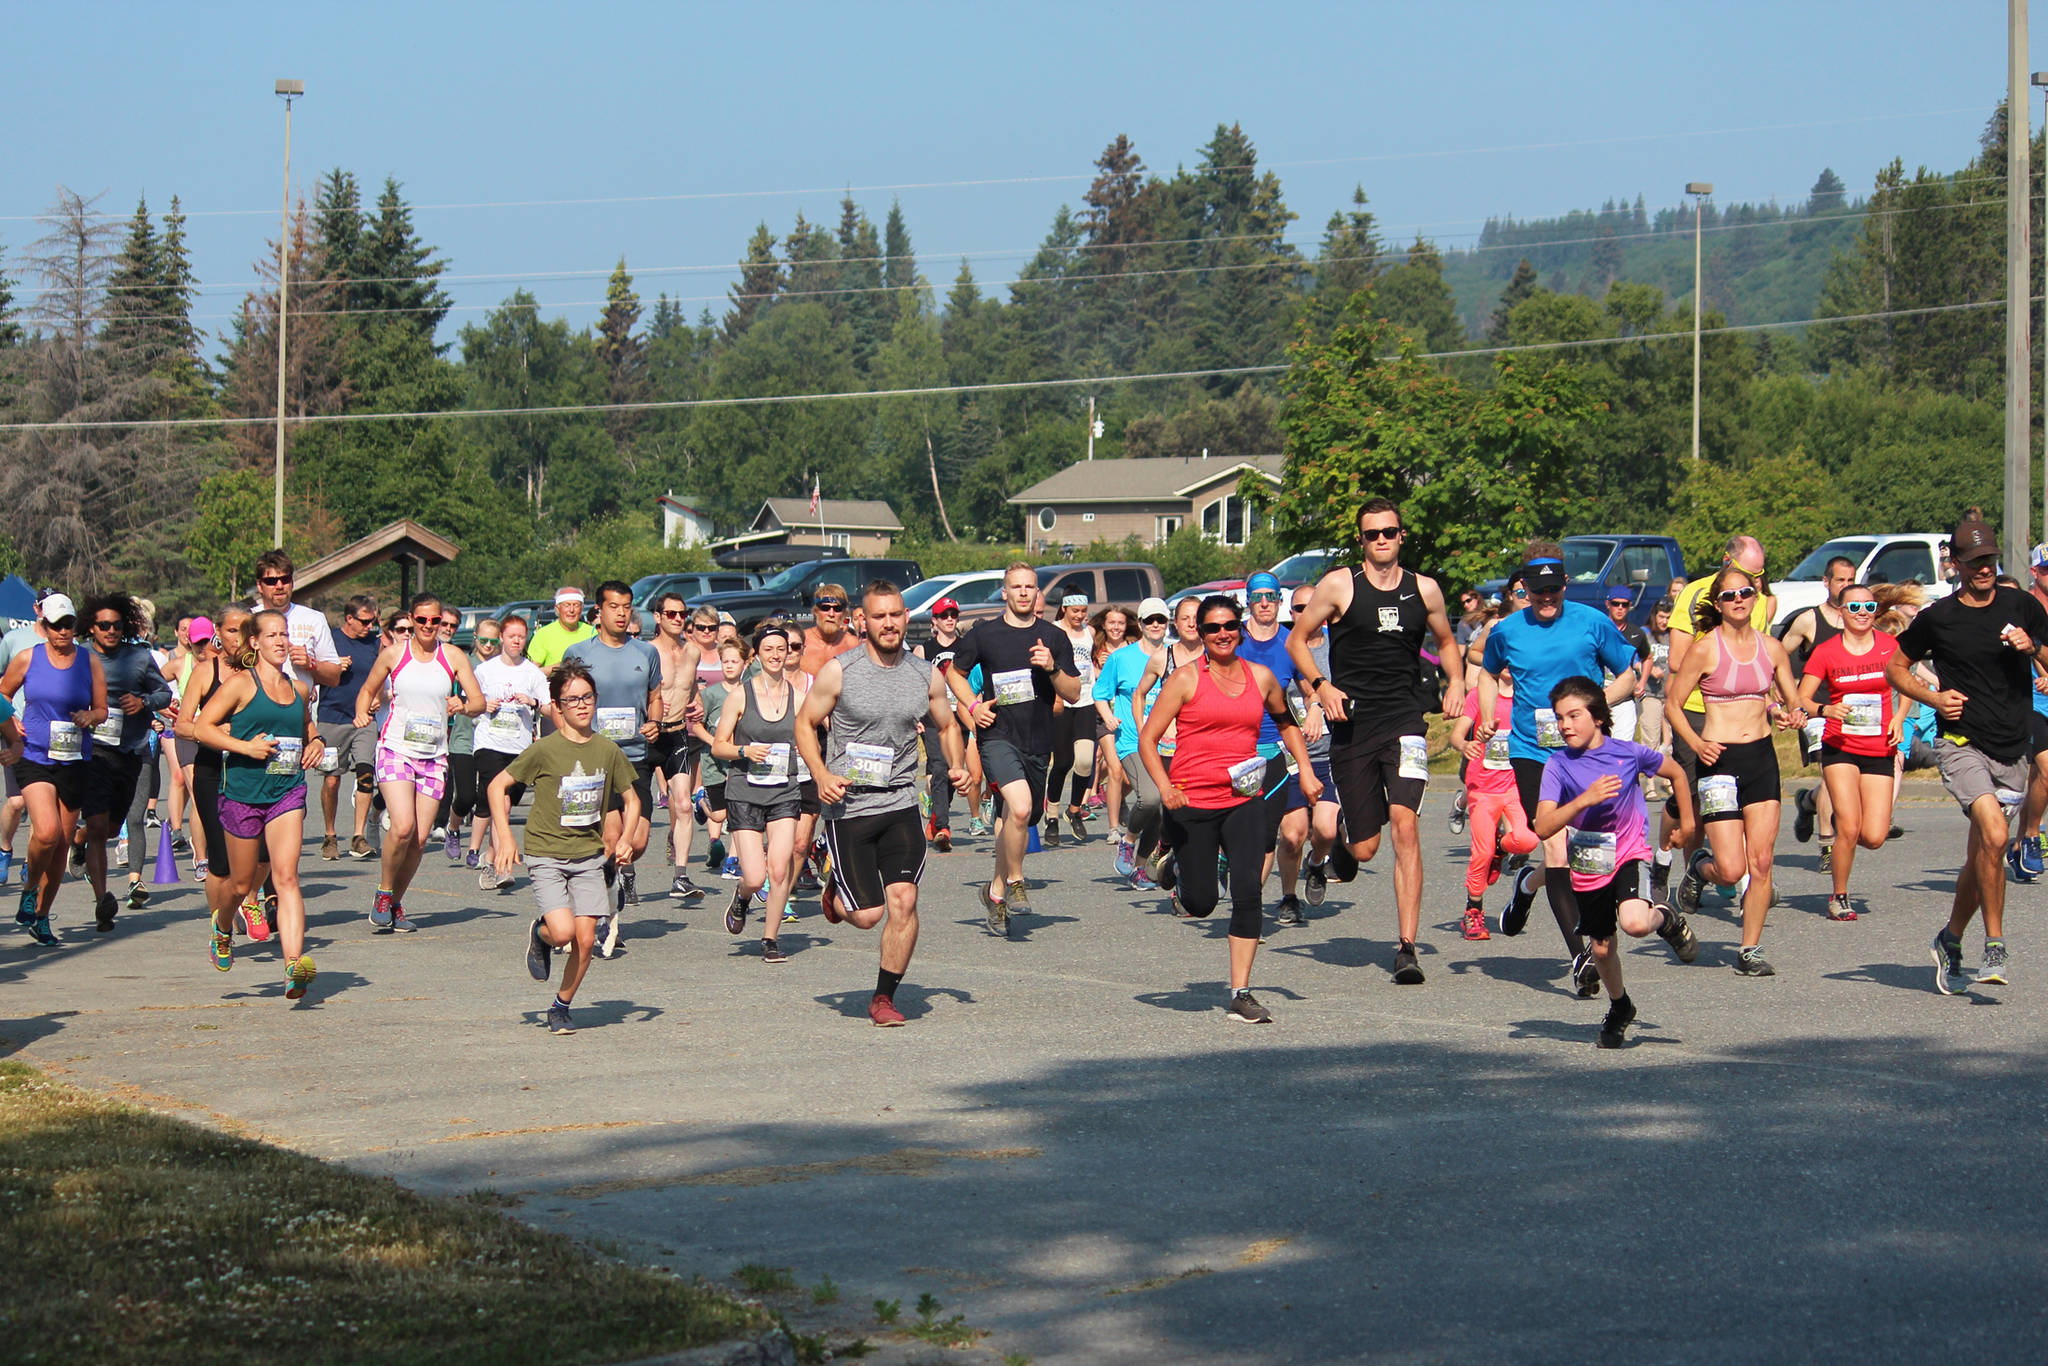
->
[528, 853, 612, 919]
[316, 721, 375, 771]
[1934, 738, 2030, 814]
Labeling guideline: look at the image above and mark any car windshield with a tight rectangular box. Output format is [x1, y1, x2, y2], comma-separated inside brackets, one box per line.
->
[1785, 539, 1879, 581]
[1561, 541, 1615, 583]
[1268, 551, 1335, 581]
[629, 574, 666, 598]
[756, 563, 816, 592]
[899, 579, 955, 610]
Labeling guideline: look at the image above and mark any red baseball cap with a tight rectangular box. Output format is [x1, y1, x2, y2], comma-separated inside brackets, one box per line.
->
[932, 597, 960, 616]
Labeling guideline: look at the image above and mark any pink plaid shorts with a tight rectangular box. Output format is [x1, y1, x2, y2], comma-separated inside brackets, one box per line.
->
[374, 746, 447, 801]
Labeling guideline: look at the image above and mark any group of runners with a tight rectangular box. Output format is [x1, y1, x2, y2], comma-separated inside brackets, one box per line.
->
[1, 503, 2032, 1044]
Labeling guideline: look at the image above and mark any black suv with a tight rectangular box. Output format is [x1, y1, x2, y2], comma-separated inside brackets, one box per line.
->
[691, 558, 925, 634]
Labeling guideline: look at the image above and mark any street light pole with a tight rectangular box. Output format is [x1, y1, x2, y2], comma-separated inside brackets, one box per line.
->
[273, 79, 303, 551]
[1686, 182, 1713, 462]
[2006, 2, 2031, 576]
[2035, 68, 2048, 551]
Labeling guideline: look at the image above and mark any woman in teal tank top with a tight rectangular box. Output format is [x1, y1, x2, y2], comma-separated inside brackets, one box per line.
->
[192, 610, 325, 1000]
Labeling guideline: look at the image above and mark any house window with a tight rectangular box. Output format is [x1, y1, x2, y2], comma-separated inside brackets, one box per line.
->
[1157, 515, 1182, 541]
[1201, 495, 1251, 547]
[826, 532, 850, 550]
[1037, 507, 1057, 533]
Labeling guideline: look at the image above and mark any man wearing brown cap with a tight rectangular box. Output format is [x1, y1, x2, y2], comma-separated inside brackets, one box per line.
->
[1889, 516, 2048, 993]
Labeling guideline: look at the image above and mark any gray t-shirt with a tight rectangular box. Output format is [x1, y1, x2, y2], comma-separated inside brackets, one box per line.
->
[563, 635, 661, 763]
[822, 648, 934, 819]
[1296, 637, 1333, 761]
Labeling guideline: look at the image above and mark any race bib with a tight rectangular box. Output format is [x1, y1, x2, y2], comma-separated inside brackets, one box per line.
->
[1534, 708, 1564, 749]
[747, 742, 792, 786]
[1483, 733, 1512, 771]
[1397, 734, 1431, 782]
[594, 707, 637, 742]
[1288, 692, 1308, 725]
[558, 768, 604, 828]
[1227, 754, 1266, 797]
[1843, 695, 1884, 738]
[46, 721, 82, 763]
[1803, 715, 1826, 750]
[842, 741, 894, 788]
[267, 736, 303, 776]
[992, 668, 1035, 706]
[93, 712, 125, 746]
[1652, 643, 1669, 667]
[1567, 827, 1618, 876]
[483, 708, 527, 746]
[317, 745, 343, 773]
[400, 710, 445, 756]
[1699, 773, 1739, 816]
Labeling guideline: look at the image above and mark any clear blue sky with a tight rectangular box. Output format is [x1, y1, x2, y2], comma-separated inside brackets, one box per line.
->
[0, 0, 2034, 350]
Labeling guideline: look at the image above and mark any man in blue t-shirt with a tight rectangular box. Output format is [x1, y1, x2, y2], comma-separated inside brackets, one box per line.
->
[316, 594, 384, 861]
[562, 581, 665, 945]
[1475, 550, 1641, 992]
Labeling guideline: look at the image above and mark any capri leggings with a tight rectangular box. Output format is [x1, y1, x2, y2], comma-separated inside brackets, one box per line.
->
[446, 752, 479, 824]
[1046, 703, 1097, 812]
[1162, 798, 1265, 939]
[190, 759, 228, 868]
[1120, 753, 1165, 854]
[1464, 787, 1538, 898]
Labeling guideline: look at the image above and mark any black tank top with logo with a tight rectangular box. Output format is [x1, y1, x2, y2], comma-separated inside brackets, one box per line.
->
[1329, 568, 1429, 736]
[1793, 605, 1844, 701]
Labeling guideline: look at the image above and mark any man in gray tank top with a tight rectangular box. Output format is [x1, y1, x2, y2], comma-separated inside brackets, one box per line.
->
[795, 580, 968, 1027]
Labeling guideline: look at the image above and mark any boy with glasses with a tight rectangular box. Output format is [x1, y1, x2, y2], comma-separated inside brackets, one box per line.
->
[317, 594, 382, 861]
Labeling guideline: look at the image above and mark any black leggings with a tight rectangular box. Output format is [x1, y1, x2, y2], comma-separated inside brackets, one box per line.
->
[190, 760, 227, 867]
[447, 752, 478, 823]
[473, 749, 527, 813]
[924, 738, 954, 829]
[1163, 799, 1266, 939]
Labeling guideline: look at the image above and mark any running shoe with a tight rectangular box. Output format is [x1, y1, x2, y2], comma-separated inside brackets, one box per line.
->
[794, 867, 823, 895]
[1068, 807, 1087, 843]
[1676, 850, 1709, 916]
[1977, 940, 2010, 986]
[2019, 838, 2046, 881]
[761, 939, 788, 965]
[126, 881, 148, 910]
[193, 859, 209, 882]
[28, 916, 57, 948]
[1651, 861, 1670, 906]
[2005, 842, 2036, 885]
[15, 882, 34, 927]
[547, 1001, 575, 1034]
[692, 787, 710, 825]
[0, 849, 11, 887]
[526, 918, 552, 981]
[211, 928, 233, 972]
[756, 884, 771, 909]
[443, 827, 461, 862]
[1041, 818, 1061, 850]
[820, 878, 844, 925]
[966, 815, 989, 837]
[868, 993, 906, 1027]
[1147, 848, 1177, 891]
[1734, 946, 1775, 977]
[370, 889, 396, 931]
[465, 849, 481, 870]
[1224, 991, 1273, 1024]
[1304, 857, 1328, 906]
[1128, 867, 1156, 892]
[482, 868, 513, 892]
[389, 904, 416, 934]
[349, 835, 373, 860]
[1448, 791, 1468, 836]
[707, 838, 727, 869]
[1113, 837, 1137, 880]
[242, 894, 273, 942]
[69, 842, 85, 871]
[1500, 866, 1538, 937]
[724, 888, 748, 936]
[429, 825, 445, 844]
[285, 954, 317, 1000]
[670, 873, 695, 899]
[1570, 950, 1602, 997]
[1931, 928, 1966, 995]
[599, 912, 622, 959]
[93, 892, 116, 933]
[721, 856, 741, 880]
[1274, 895, 1305, 928]
[1793, 787, 1816, 843]
[171, 831, 190, 855]
[1826, 893, 1858, 922]
[1597, 995, 1637, 1050]
[1392, 941, 1425, 986]
[978, 881, 1009, 937]
[1658, 908, 1699, 964]
[620, 866, 640, 906]
[932, 827, 952, 853]
[146, 811, 161, 830]
[321, 835, 340, 861]
[1462, 906, 1490, 941]
[1008, 878, 1030, 907]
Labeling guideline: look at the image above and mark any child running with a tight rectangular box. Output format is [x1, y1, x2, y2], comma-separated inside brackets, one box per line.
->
[1531, 677, 1699, 1047]
[1449, 668, 1537, 940]
[490, 658, 640, 1035]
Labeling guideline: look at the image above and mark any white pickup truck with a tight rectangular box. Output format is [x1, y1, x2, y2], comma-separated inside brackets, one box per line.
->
[1771, 534, 1953, 628]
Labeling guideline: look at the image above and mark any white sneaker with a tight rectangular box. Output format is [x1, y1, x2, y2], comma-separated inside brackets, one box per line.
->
[600, 911, 622, 958]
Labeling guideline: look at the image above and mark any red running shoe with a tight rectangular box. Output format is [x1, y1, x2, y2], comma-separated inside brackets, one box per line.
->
[868, 993, 905, 1027]
[1462, 906, 1491, 941]
[820, 878, 844, 924]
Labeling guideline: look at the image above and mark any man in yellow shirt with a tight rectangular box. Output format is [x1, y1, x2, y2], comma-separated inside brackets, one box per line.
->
[526, 587, 596, 672]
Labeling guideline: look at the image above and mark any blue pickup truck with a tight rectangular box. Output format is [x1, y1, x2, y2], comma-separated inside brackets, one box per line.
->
[1476, 535, 1686, 628]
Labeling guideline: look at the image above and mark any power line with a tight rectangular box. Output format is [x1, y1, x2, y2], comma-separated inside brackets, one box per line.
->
[0, 296, 2018, 435]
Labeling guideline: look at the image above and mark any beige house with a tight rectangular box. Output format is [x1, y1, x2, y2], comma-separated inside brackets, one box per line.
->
[708, 497, 904, 557]
[1008, 455, 1285, 553]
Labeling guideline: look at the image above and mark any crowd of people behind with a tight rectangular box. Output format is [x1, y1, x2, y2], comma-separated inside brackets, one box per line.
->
[3, 504, 2038, 1043]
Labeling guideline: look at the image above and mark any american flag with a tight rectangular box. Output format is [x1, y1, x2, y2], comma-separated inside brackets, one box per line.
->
[808, 475, 820, 516]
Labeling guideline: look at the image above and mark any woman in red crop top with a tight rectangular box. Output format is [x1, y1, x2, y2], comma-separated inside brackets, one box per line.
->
[1795, 583, 1901, 921]
[1139, 595, 1318, 1025]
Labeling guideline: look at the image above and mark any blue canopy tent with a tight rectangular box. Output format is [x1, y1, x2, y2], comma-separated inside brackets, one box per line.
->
[0, 574, 36, 633]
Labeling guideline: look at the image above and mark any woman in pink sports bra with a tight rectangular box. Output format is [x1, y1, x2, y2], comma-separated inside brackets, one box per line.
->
[1666, 565, 1806, 976]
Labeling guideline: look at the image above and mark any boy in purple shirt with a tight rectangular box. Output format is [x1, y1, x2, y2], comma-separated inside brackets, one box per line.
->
[1534, 676, 1699, 1047]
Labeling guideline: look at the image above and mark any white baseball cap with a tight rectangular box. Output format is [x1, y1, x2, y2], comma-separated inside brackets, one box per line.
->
[41, 593, 77, 625]
[1138, 596, 1169, 619]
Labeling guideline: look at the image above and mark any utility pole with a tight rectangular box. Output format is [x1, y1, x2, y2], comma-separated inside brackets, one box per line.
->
[2006, 2, 2031, 574]
[1685, 183, 1713, 461]
[273, 79, 303, 551]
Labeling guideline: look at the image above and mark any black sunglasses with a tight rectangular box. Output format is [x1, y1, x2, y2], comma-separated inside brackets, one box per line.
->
[1141, 615, 1168, 626]
[1199, 619, 1243, 636]
[91, 618, 122, 631]
[47, 617, 77, 631]
[813, 599, 847, 611]
[933, 609, 959, 618]
[1360, 526, 1402, 542]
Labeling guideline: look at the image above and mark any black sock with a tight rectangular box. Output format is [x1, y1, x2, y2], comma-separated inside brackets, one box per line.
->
[553, 994, 571, 1010]
[877, 968, 903, 998]
[1542, 866, 1585, 957]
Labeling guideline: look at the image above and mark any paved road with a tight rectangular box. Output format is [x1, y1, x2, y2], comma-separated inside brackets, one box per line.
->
[6, 792, 2046, 1363]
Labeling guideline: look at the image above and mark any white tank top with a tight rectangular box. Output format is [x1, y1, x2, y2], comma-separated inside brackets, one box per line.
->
[383, 643, 455, 760]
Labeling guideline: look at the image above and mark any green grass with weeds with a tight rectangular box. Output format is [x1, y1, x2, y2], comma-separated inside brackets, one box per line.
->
[809, 1273, 839, 1304]
[0, 1060, 767, 1365]
[902, 1292, 981, 1347]
[734, 1263, 797, 1295]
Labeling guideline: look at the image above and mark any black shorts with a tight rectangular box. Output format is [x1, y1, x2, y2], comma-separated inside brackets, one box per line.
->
[14, 758, 88, 811]
[1664, 708, 1706, 819]
[1511, 757, 1548, 830]
[1327, 723, 1428, 842]
[474, 747, 529, 810]
[649, 728, 694, 783]
[2031, 712, 2048, 758]
[823, 804, 926, 911]
[702, 779, 726, 815]
[1699, 737, 1780, 822]
[981, 738, 1049, 826]
[1820, 743, 1894, 779]
[84, 748, 145, 822]
[1573, 860, 1651, 940]
[725, 792, 801, 832]
[799, 779, 821, 817]
[606, 757, 655, 815]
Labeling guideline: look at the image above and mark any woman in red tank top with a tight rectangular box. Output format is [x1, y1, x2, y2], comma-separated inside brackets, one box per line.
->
[1140, 595, 1320, 1025]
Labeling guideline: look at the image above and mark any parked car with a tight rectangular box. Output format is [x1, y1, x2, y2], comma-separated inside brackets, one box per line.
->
[492, 599, 553, 628]
[446, 606, 498, 650]
[1770, 534, 1952, 628]
[902, 570, 1007, 624]
[690, 557, 926, 635]
[1266, 548, 1345, 585]
[630, 571, 759, 609]
[1477, 534, 1685, 628]
[938, 562, 1164, 641]
[1164, 579, 1249, 614]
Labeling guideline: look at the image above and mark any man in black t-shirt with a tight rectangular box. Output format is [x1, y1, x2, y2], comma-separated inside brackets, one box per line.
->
[945, 563, 1081, 928]
[1890, 517, 2048, 994]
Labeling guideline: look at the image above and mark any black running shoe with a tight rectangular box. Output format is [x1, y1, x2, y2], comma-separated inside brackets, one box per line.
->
[526, 918, 552, 982]
[1392, 941, 1425, 985]
[723, 889, 747, 936]
[1735, 946, 1776, 977]
[1571, 950, 1602, 997]
[1328, 840, 1359, 882]
[760, 938, 788, 965]
[1224, 990, 1273, 1024]
[1597, 995, 1638, 1049]
[126, 881, 149, 910]
[1041, 818, 1061, 850]
[1304, 857, 1328, 906]
[1274, 895, 1304, 928]
[1150, 849, 1178, 892]
[1658, 907, 1699, 964]
[1677, 850, 1708, 916]
[1793, 787, 1816, 843]
[1501, 866, 1537, 937]
[96, 891, 118, 933]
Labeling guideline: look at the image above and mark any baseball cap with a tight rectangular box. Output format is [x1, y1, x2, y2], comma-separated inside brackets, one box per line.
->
[553, 586, 585, 604]
[1605, 585, 1633, 602]
[1952, 518, 1999, 563]
[717, 610, 734, 625]
[1523, 559, 1568, 592]
[41, 593, 77, 624]
[1138, 596, 1169, 620]
[931, 596, 960, 616]
[1246, 572, 1282, 594]
[2029, 542, 2048, 570]
[189, 617, 216, 644]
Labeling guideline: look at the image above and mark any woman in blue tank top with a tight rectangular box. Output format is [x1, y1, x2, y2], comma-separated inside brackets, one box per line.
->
[192, 610, 325, 1001]
[0, 594, 108, 946]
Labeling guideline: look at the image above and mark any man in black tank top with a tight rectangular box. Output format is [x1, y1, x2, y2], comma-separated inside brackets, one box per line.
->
[1287, 497, 1462, 985]
[1779, 556, 1853, 850]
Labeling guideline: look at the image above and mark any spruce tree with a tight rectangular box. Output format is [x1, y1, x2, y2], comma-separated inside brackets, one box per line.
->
[359, 176, 450, 336]
[724, 224, 783, 340]
[883, 199, 917, 293]
[312, 169, 367, 310]
[1487, 258, 1540, 345]
[595, 259, 649, 444]
[99, 196, 165, 370]
[1316, 185, 1381, 303]
[835, 199, 886, 374]
[0, 239, 22, 351]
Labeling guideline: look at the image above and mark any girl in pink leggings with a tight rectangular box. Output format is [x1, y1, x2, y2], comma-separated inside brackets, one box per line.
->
[1451, 671, 1537, 940]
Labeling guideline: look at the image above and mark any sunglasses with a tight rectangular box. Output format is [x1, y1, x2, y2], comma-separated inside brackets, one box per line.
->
[352, 615, 378, 626]
[813, 599, 847, 611]
[475, 636, 501, 647]
[1291, 602, 1312, 614]
[1843, 601, 1880, 615]
[1141, 615, 1168, 626]
[1511, 589, 1530, 600]
[1248, 591, 1281, 603]
[1716, 586, 1758, 602]
[660, 608, 689, 619]
[934, 609, 959, 619]
[257, 575, 291, 586]
[1360, 526, 1402, 542]
[47, 618, 77, 631]
[91, 619, 122, 631]
[1199, 620, 1243, 636]
[412, 615, 441, 627]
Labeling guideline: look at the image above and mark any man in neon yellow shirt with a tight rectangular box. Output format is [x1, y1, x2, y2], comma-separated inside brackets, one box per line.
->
[527, 587, 595, 671]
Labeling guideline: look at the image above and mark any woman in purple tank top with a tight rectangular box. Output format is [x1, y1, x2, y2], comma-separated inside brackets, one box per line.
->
[0, 595, 108, 945]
